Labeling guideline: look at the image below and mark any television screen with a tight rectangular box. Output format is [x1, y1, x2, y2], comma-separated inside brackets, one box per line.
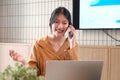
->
[73, 0, 120, 30]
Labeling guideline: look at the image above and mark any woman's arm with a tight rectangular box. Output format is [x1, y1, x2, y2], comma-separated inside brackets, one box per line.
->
[65, 25, 80, 60]
[65, 43, 80, 60]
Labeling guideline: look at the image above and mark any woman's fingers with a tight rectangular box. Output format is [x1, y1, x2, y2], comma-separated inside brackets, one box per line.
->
[9, 49, 14, 57]
[9, 49, 19, 61]
[69, 25, 75, 31]
[9, 50, 26, 64]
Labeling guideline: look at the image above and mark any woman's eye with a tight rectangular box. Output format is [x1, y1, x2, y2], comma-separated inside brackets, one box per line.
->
[55, 21, 59, 23]
[63, 23, 67, 25]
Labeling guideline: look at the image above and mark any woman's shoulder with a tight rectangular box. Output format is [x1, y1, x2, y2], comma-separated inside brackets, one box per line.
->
[32, 35, 49, 47]
[36, 35, 48, 44]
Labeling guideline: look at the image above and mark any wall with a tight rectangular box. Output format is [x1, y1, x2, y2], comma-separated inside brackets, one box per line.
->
[0, 0, 120, 46]
[0, 0, 72, 43]
[0, 43, 32, 72]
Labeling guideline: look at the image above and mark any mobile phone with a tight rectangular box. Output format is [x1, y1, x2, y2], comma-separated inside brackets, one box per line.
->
[69, 31, 73, 39]
[68, 22, 73, 39]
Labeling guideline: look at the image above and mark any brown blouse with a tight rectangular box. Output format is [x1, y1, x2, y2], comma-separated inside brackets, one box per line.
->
[27, 36, 80, 76]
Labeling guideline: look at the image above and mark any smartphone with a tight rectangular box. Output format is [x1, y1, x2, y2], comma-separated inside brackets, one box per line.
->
[68, 22, 73, 39]
[68, 31, 73, 39]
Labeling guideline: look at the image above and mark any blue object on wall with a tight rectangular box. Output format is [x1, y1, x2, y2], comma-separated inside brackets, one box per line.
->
[90, 0, 120, 6]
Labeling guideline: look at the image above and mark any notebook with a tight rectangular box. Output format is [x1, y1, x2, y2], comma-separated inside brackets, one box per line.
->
[46, 60, 103, 80]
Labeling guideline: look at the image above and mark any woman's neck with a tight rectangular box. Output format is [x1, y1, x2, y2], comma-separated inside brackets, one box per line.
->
[49, 34, 66, 43]
[48, 34, 66, 52]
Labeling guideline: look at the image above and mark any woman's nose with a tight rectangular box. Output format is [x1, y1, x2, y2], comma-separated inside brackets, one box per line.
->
[58, 23, 63, 28]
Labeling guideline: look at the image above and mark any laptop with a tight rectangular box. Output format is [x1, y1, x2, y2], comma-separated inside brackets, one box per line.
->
[46, 60, 103, 80]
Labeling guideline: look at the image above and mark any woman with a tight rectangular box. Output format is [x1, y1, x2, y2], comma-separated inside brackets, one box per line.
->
[9, 7, 80, 76]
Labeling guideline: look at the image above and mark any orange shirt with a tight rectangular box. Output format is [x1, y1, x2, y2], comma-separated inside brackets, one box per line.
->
[28, 36, 80, 76]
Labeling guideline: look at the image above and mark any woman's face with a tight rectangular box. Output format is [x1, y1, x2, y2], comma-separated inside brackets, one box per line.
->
[51, 14, 69, 37]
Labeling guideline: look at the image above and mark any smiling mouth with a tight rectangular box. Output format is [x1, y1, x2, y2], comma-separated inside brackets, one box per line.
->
[56, 29, 64, 33]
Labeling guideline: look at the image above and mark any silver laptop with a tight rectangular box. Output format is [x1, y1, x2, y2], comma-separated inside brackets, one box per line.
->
[46, 60, 103, 80]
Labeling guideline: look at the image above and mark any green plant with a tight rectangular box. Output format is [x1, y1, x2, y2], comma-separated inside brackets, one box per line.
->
[0, 63, 45, 80]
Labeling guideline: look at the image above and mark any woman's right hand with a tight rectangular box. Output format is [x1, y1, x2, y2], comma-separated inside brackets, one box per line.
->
[9, 49, 27, 64]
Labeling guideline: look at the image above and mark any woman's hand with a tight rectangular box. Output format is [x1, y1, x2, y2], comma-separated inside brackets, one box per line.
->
[9, 49, 27, 64]
[68, 25, 76, 49]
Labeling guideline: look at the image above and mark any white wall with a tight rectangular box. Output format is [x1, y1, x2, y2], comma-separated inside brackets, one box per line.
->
[0, 0, 72, 43]
[0, 43, 32, 72]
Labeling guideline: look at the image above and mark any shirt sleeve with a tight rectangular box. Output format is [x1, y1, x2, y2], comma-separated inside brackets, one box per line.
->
[65, 42, 80, 60]
[27, 43, 38, 68]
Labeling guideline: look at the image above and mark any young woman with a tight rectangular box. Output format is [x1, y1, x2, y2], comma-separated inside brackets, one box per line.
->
[9, 7, 80, 76]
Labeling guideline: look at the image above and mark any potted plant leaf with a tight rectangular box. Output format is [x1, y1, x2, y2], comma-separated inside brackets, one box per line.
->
[0, 63, 45, 80]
